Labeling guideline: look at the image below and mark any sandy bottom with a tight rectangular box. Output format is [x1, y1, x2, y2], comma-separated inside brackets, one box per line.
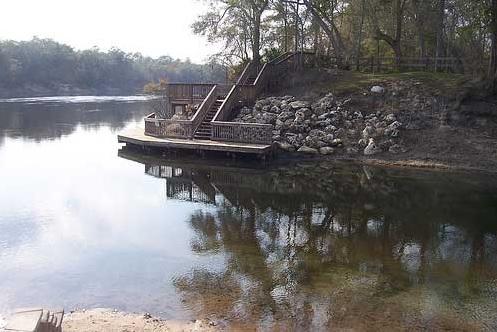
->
[62, 309, 219, 332]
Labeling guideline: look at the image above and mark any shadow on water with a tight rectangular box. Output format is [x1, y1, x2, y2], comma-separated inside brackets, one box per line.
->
[119, 148, 497, 331]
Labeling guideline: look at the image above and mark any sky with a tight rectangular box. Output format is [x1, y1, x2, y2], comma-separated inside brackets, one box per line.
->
[0, 0, 216, 63]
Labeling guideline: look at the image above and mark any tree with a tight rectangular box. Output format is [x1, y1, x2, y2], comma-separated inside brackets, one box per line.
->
[0, 38, 225, 97]
[302, 0, 347, 58]
[370, 0, 408, 66]
[192, 0, 270, 65]
[489, 0, 497, 83]
[435, 0, 446, 70]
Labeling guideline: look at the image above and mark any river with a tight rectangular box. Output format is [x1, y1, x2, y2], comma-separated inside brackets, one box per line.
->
[0, 96, 496, 330]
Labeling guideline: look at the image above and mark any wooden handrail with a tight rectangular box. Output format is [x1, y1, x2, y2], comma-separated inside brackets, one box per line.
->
[212, 84, 238, 122]
[236, 62, 254, 85]
[192, 85, 218, 135]
[145, 51, 314, 143]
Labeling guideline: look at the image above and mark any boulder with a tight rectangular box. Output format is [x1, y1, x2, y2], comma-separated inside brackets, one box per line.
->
[290, 101, 310, 110]
[371, 86, 385, 94]
[323, 134, 335, 144]
[297, 146, 319, 154]
[388, 121, 403, 130]
[364, 138, 380, 155]
[277, 142, 296, 152]
[385, 113, 396, 122]
[319, 147, 335, 155]
[362, 125, 376, 139]
[278, 111, 294, 121]
[335, 128, 346, 137]
[346, 147, 359, 154]
[358, 138, 368, 148]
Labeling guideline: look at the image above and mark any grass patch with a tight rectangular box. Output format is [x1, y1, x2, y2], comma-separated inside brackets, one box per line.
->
[326, 71, 468, 96]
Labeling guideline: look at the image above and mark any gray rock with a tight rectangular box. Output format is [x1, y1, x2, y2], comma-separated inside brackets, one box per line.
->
[335, 128, 346, 137]
[358, 138, 368, 148]
[364, 138, 380, 155]
[347, 147, 359, 154]
[297, 146, 319, 154]
[325, 125, 337, 133]
[290, 101, 310, 109]
[319, 147, 335, 155]
[277, 142, 296, 152]
[278, 111, 294, 121]
[362, 125, 376, 139]
[371, 86, 385, 94]
[385, 113, 396, 122]
[388, 121, 403, 130]
[323, 134, 335, 144]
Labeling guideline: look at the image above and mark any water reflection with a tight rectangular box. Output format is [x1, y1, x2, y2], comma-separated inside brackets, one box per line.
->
[0, 97, 149, 142]
[120, 149, 497, 330]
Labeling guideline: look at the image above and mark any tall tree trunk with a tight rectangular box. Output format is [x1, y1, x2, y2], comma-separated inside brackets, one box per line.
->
[253, 14, 261, 64]
[412, 0, 426, 59]
[488, 0, 497, 93]
[489, 0, 497, 83]
[394, 0, 404, 67]
[302, 0, 344, 58]
[373, 0, 405, 69]
[435, 0, 446, 71]
[356, 0, 366, 69]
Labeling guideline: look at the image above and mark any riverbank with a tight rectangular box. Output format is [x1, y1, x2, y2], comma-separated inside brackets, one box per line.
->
[235, 70, 497, 173]
[62, 309, 219, 332]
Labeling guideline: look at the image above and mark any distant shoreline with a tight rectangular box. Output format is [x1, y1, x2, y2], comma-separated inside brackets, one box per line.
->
[0, 85, 141, 99]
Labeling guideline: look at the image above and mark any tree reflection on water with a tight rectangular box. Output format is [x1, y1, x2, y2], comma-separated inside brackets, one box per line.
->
[122, 149, 497, 330]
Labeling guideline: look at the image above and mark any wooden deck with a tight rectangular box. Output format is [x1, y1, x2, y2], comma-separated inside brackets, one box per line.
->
[118, 128, 273, 155]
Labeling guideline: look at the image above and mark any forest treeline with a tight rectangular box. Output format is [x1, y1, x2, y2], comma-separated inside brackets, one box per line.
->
[193, 0, 497, 81]
[0, 38, 225, 97]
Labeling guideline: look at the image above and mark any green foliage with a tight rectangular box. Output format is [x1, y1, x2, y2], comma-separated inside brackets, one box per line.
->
[0, 38, 225, 93]
[262, 47, 282, 62]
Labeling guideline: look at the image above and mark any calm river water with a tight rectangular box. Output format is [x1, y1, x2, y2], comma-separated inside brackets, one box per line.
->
[0, 96, 497, 330]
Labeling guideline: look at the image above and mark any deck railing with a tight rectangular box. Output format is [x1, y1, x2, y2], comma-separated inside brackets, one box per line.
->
[144, 85, 218, 139]
[211, 121, 273, 144]
[167, 83, 215, 102]
[144, 113, 194, 138]
[320, 55, 465, 73]
[210, 70, 274, 145]
[191, 85, 218, 133]
[144, 52, 314, 145]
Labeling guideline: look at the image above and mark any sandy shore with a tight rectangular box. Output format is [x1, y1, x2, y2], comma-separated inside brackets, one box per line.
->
[62, 309, 219, 332]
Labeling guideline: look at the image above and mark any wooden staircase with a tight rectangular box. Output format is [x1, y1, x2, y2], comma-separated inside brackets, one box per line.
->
[245, 74, 258, 85]
[193, 97, 225, 140]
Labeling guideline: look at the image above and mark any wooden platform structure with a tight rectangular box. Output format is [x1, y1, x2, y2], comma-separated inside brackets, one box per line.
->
[3, 308, 64, 332]
[118, 52, 314, 156]
[118, 128, 273, 155]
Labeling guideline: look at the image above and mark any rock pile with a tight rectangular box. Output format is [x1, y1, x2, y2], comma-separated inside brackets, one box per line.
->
[232, 91, 406, 156]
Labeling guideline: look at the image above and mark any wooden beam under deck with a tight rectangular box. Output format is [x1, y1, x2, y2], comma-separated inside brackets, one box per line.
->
[118, 128, 274, 155]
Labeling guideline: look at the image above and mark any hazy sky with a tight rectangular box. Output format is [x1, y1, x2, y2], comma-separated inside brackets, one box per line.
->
[0, 0, 216, 63]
